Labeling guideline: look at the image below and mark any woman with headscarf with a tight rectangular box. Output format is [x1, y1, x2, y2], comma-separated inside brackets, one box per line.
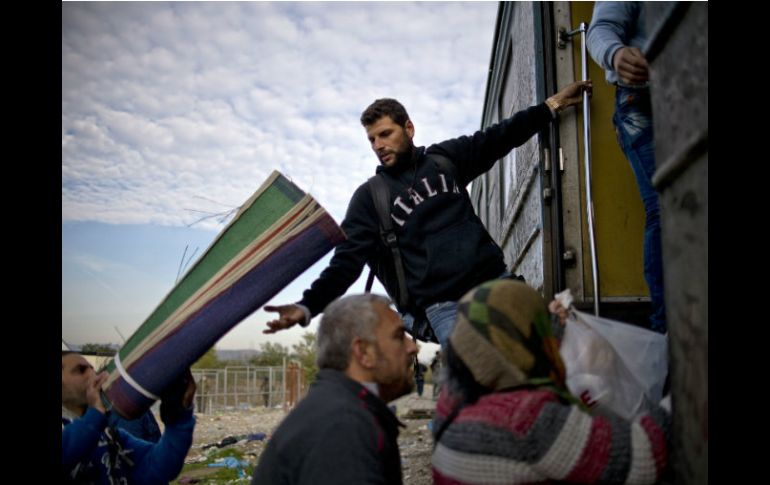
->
[431, 279, 670, 484]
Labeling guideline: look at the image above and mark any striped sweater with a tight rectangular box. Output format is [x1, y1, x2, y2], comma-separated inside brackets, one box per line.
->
[432, 388, 670, 484]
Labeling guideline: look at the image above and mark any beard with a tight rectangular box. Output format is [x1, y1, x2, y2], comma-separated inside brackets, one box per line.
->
[373, 354, 415, 403]
[379, 138, 414, 168]
[393, 143, 414, 167]
[378, 375, 414, 404]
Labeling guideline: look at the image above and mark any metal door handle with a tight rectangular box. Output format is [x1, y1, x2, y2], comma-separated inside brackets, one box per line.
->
[561, 22, 600, 316]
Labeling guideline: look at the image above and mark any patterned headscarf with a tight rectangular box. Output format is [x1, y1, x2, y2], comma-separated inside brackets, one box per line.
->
[450, 279, 567, 393]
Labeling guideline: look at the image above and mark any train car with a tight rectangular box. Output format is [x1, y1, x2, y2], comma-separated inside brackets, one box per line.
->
[474, 1, 652, 323]
[472, 2, 707, 483]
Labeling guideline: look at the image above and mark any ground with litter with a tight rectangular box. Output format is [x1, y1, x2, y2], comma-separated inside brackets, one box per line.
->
[173, 385, 438, 484]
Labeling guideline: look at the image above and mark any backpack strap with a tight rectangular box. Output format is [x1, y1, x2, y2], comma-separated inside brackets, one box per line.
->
[366, 174, 410, 310]
[364, 174, 384, 293]
[364, 151, 459, 345]
[364, 263, 376, 292]
[429, 151, 459, 185]
[366, 176, 425, 356]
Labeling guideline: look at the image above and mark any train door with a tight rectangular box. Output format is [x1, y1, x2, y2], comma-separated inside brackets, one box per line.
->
[546, 1, 651, 324]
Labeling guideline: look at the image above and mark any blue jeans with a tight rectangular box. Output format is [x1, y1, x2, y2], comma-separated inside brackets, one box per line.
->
[402, 301, 458, 349]
[402, 272, 513, 348]
[613, 86, 666, 333]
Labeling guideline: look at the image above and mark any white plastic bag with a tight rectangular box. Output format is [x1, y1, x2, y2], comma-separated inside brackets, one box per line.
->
[558, 297, 668, 421]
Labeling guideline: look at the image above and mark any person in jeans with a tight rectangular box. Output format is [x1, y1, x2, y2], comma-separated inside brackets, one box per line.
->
[263, 81, 591, 348]
[587, 1, 666, 333]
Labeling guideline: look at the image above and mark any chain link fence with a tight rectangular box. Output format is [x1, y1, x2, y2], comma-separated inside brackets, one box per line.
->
[191, 361, 306, 414]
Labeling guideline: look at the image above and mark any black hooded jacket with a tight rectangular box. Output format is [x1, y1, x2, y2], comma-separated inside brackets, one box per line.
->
[298, 103, 553, 317]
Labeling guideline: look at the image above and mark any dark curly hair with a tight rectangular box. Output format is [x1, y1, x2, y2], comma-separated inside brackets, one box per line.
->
[360, 98, 410, 127]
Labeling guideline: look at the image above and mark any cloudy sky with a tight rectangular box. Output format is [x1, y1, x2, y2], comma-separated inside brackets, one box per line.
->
[62, 1, 499, 362]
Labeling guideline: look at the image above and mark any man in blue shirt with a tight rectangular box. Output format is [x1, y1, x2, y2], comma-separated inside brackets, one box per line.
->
[61, 351, 196, 484]
[107, 407, 161, 443]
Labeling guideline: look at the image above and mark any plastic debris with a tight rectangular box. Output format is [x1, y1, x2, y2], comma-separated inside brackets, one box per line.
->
[207, 456, 249, 469]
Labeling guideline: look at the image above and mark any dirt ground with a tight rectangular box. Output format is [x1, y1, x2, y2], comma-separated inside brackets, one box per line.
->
[175, 385, 437, 484]
[397, 418, 434, 485]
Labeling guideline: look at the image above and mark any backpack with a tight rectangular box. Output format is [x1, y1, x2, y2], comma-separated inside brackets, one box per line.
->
[364, 153, 457, 343]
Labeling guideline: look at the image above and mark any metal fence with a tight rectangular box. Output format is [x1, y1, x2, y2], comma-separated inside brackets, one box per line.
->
[191, 361, 306, 414]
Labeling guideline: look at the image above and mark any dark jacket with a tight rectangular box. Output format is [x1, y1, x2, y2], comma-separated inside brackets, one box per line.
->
[298, 103, 553, 316]
[62, 406, 195, 484]
[252, 369, 404, 485]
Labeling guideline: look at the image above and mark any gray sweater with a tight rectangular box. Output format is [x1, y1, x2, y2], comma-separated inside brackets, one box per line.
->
[586, 2, 649, 87]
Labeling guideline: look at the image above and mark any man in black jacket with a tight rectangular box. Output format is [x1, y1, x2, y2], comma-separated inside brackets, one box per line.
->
[252, 294, 418, 485]
[264, 81, 590, 347]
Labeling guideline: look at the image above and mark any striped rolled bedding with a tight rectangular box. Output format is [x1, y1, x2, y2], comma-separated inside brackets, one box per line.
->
[102, 171, 346, 419]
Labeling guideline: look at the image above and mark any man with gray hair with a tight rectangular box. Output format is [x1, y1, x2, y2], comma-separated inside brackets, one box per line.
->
[252, 294, 418, 485]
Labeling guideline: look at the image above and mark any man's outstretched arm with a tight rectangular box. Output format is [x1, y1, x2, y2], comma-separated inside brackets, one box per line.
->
[263, 304, 308, 334]
[263, 182, 380, 333]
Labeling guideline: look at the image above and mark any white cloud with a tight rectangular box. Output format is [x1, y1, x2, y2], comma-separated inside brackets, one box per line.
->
[62, 2, 498, 230]
[70, 253, 117, 274]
